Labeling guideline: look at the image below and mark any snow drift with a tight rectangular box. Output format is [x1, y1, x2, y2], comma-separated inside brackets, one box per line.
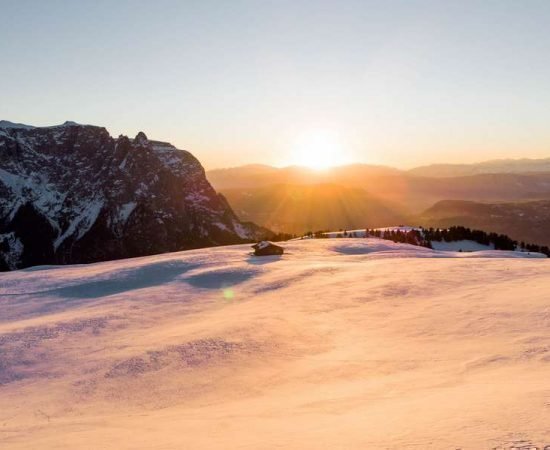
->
[0, 239, 549, 449]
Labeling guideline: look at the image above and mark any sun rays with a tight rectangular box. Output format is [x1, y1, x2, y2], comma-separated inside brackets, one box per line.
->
[290, 129, 344, 170]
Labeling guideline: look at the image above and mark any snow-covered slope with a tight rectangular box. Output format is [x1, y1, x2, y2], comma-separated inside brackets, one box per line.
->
[0, 121, 35, 130]
[430, 239, 494, 252]
[0, 122, 266, 270]
[323, 227, 544, 254]
[1, 239, 548, 449]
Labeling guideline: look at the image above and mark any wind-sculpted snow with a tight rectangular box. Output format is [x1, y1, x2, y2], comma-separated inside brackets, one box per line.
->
[0, 316, 121, 385]
[0, 239, 549, 449]
[104, 339, 263, 378]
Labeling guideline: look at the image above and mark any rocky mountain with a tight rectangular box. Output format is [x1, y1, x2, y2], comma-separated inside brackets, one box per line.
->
[0, 121, 266, 270]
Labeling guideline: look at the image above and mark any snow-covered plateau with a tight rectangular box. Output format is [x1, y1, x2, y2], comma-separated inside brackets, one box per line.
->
[0, 238, 549, 449]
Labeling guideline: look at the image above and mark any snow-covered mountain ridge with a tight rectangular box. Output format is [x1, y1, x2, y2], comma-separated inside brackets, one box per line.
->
[0, 238, 548, 449]
[0, 121, 265, 270]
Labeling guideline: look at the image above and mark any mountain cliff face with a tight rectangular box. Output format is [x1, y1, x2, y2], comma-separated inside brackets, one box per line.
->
[0, 121, 266, 270]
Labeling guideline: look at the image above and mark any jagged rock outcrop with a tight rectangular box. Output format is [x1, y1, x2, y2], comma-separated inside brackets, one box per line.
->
[0, 121, 269, 270]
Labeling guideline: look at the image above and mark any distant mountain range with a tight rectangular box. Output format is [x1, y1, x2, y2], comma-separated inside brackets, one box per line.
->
[209, 157, 550, 190]
[207, 163, 550, 243]
[0, 121, 267, 270]
[207, 163, 550, 211]
[207, 164, 401, 190]
[409, 158, 550, 177]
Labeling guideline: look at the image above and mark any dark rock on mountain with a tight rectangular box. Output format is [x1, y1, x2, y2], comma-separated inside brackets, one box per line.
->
[0, 121, 268, 270]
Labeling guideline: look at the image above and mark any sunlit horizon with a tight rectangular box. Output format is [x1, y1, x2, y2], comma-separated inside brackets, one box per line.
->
[3, 1, 550, 170]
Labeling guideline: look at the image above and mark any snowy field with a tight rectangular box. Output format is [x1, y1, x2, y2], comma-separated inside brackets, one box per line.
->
[321, 228, 529, 254]
[430, 239, 494, 252]
[1, 238, 549, 449]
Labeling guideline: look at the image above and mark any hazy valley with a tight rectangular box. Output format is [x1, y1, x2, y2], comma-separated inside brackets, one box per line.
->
[208, 164, 550, 245]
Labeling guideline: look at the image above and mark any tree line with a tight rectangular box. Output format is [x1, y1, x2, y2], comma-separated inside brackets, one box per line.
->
[272, 225, 550, 257]
[300, 226, 550, 256]
[367, 226, 550, 256]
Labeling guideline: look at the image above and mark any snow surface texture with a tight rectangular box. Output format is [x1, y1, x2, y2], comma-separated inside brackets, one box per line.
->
[0, 239, 549, 449]
[430, 239, 494, 252]
[323, 228, 527, 254]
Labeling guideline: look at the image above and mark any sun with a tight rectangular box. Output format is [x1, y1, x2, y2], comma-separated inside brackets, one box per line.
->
[291, 129, 343, 170]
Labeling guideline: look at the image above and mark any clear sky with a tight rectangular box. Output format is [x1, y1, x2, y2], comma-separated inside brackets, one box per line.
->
[2, 0, 550, 169]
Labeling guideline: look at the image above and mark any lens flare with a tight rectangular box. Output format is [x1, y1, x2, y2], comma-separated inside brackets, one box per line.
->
[223, 288, 234, 300]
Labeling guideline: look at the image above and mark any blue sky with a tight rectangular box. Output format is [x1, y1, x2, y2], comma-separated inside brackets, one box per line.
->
[2, 0, 550, 169]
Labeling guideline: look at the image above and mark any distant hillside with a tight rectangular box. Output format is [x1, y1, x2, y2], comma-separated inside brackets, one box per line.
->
[207, 164, 402, 190]
[209, 164, 550, 212]
[220, 184, 407, 234]
[210, 164, 550, 237]
[418, 199, 550, 246]
[397, 173, 550, 210]
[409, 157, 550, 177]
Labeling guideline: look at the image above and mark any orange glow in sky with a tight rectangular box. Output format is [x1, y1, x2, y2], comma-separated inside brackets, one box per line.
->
[289, 129, 348, 170]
